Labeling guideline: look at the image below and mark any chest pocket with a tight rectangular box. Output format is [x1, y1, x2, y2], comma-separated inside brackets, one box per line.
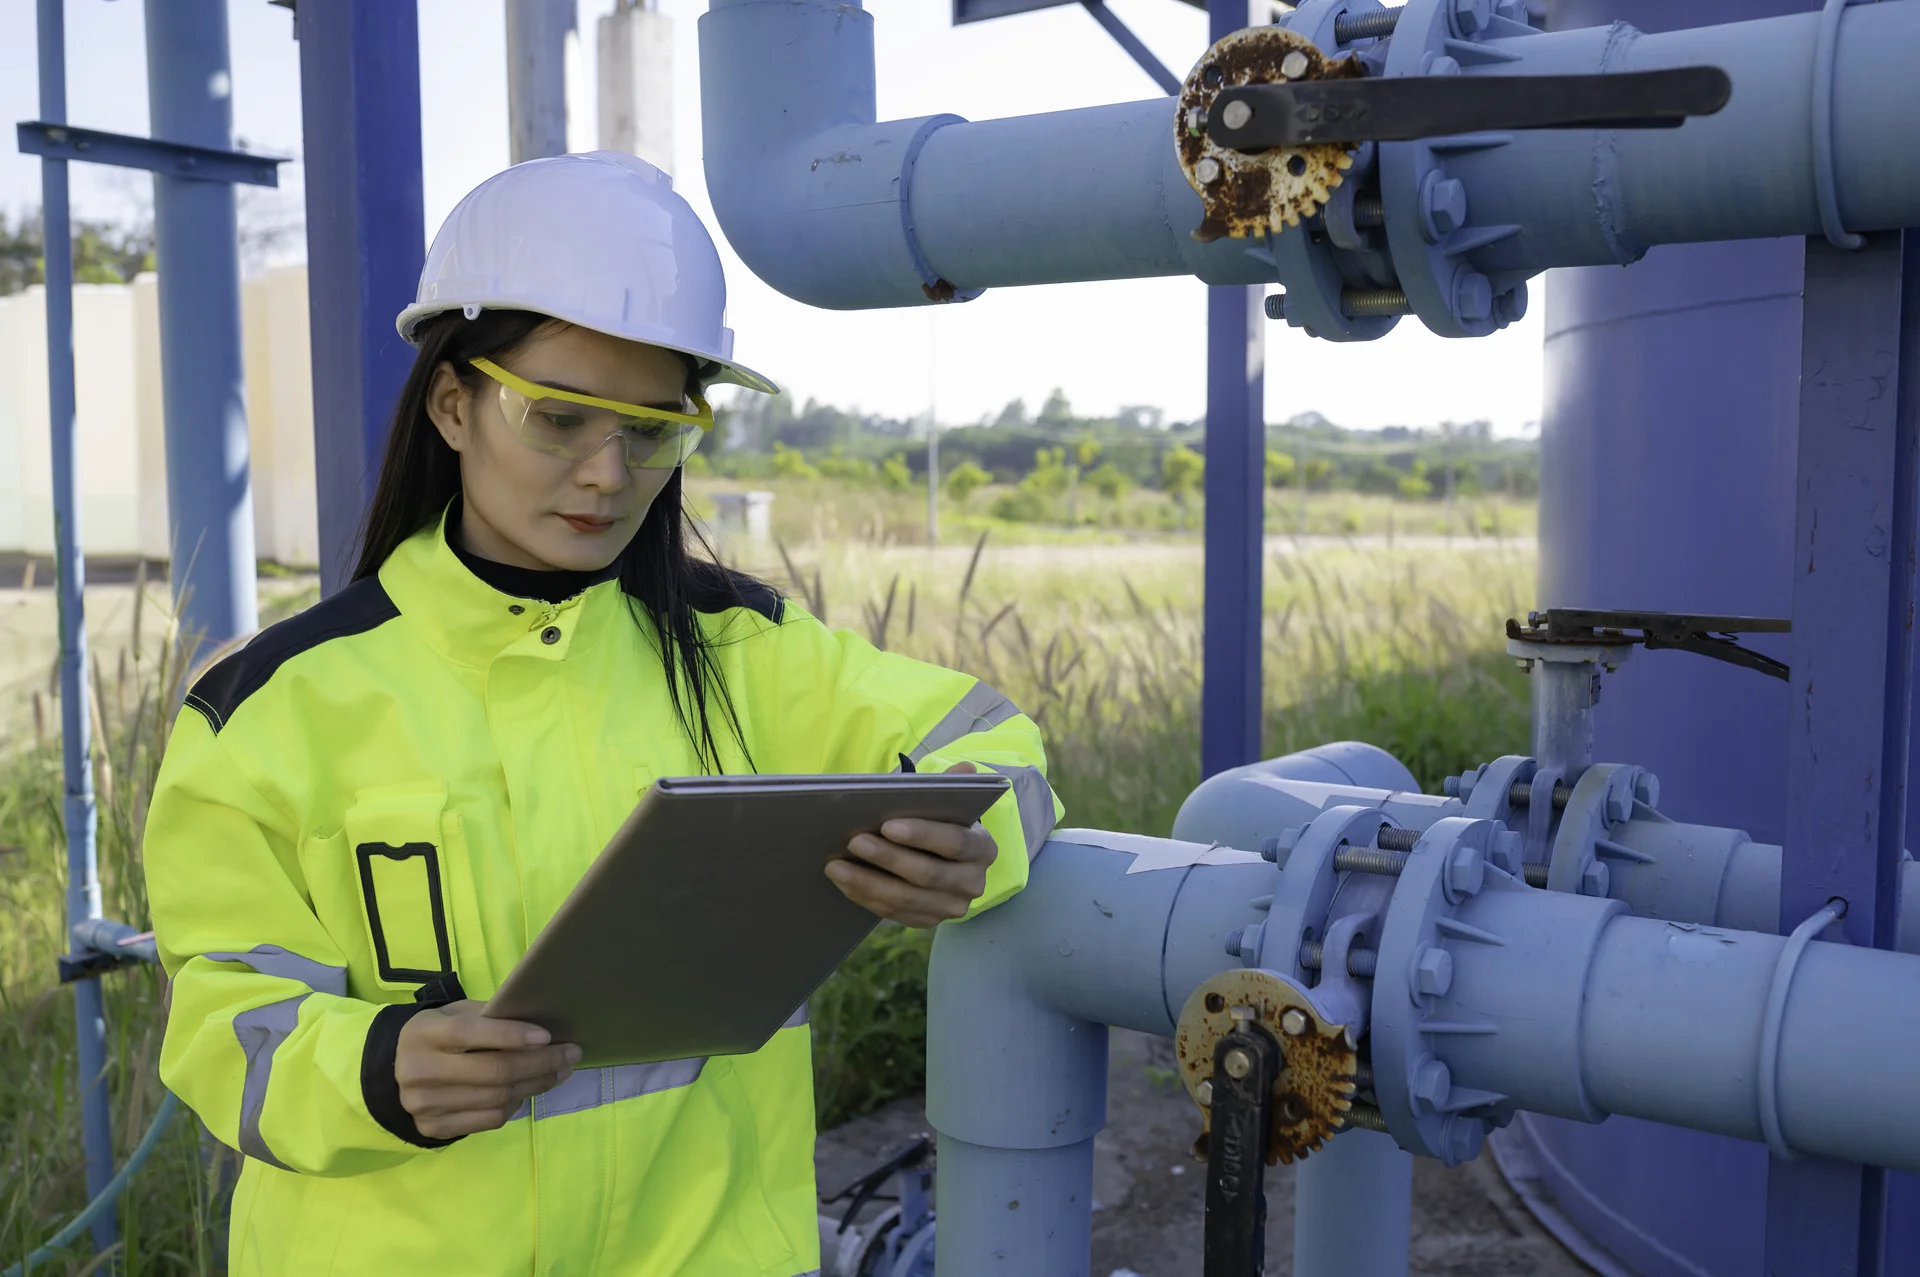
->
[344, 786, 459, 992]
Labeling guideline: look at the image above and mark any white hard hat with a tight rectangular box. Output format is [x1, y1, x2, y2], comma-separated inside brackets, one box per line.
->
[398, 150, 777, 395]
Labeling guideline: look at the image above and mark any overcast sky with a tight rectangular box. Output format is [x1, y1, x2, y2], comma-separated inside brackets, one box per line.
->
[0, 0, 1543, 434]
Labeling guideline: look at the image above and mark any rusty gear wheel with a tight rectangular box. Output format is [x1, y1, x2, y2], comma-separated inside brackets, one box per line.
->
[1175, 968, 1359, 1165]
[1177, 25, 1360, 242]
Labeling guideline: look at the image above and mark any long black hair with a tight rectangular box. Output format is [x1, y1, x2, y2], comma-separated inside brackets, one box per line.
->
[353, 308, 762, 772]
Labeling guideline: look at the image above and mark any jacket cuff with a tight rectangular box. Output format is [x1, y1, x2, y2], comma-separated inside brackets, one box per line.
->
[361, 1003, 463, 1149]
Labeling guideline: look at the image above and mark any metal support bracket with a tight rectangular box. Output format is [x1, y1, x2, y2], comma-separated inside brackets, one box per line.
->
[1081, 1, 1183, 94]
[16, 121, 285, 187]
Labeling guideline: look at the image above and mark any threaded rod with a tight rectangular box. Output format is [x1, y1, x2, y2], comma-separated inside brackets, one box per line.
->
[1523, 862, 1550, 888]
[1334, 846, 1409, 876]
[1334, 7, 1402, 42]
[1340, 1103, 1390, 1133]
[1353, 194, 1385, 227]
[1299, 940, 1380, 978]
[1509, 781, 1573, 809]
[1376, 826, 1419, 853]
[1342, 288, 1411, 317]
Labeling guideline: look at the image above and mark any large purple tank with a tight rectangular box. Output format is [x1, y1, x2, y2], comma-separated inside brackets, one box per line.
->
[1519, 1, 1918, 1272]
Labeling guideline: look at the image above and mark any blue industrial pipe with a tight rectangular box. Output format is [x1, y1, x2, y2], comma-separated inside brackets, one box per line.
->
[34, 0, 114, 1256]
[699, 1, 1920, 312]
[144, 0, 257, 651]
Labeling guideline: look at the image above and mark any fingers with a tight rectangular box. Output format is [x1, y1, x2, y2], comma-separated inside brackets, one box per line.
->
[400, 1041, 581, 1090]
[844, 834, 989, 896]
[414, 1002, 553, 1052]
[867, 818, 993, 863]
[826, 856, 975, 928]
[405, 1069, 570, 1123]
[944, 761, 978, 774]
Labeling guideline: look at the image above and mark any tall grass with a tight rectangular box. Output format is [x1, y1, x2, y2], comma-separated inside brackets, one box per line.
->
[1, 585, 231, 1276]
[1, 540, 1533, 1266]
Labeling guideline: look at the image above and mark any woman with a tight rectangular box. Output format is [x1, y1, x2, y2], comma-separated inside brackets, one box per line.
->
[144, 151, 1057, 1276]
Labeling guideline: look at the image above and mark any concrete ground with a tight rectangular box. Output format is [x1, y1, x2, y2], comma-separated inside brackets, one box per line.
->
[816, 1028, 1592, 1277]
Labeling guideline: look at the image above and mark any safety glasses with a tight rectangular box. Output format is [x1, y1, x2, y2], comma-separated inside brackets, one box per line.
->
[469, 356, 714, 471]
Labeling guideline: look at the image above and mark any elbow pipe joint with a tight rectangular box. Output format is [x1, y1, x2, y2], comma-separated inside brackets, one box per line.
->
[698, 0, 978, 310]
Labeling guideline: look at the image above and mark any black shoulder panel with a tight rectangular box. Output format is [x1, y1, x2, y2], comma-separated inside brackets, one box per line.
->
[183, 577, 400, 733]
[684, 565, 785, 625]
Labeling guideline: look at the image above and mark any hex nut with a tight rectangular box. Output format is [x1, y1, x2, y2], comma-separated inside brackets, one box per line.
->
[1197, 1079, 1214, 1106]
[1450, 0, 1493, 36]
[1453, 270, 1494, 323]
[1414, 947, 1454, 997]
[1605, 778, 1635, 824]
[1445, 845, 1486, 899]
[1633, 771, 1662, 809]
[1489, 828, 1525, 876]
[1195, 156, 1224, 186]
[1496, 284, 1529, 324]
[1280, 1008, 1309, 1037]
[1224, 1048, 1253, 1079]
[1185, 106, 1207, 135]
[1443, 1116, 1485, 1165]
[1263, 827, 1303, 863]
[1580, 859, 1611, 898]
[1280, 50, 1311, 80]
[1220, 99, 1253, 131]
[1422, 175, 1468, 241]
[1413, 1057, 1452, 1111]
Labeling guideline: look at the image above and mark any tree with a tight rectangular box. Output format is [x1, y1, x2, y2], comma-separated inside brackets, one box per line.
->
[1160, 444, 1205, 528]
[1037, 388, 1074, 431]
[992, 398, 1030, 429]
[879, 453, 914, 493]
[771, 441, 818, 480]
[944, 459, 991, 505]
[1265, 449, 1296, 488]
[1303, 457, 1335, 489]
[1022, 446, 1073, 498]
[1087, 461, 1133, 501]
[0, 208, 156, 297]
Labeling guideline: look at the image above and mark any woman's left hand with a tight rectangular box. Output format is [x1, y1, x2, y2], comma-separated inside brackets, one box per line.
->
[827, 762, 999, 928]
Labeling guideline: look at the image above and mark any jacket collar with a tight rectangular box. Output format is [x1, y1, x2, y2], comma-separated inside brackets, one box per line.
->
[378, 504, 628, 669]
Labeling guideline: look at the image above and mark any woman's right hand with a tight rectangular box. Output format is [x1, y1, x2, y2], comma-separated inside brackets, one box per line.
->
[395, 1000, 582, 1139]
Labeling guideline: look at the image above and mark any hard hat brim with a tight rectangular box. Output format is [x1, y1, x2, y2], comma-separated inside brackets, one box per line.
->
[395, 300, 781, 397]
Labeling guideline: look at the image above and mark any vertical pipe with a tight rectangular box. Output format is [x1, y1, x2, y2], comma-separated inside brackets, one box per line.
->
[37, 0, 115, 1254]
[1530, 659, 1596, 776]
[299, 1, 426, 593]
[1201, 148, 1266, 780]
[1293, 1131, 1413, 1277]
[506, 0, 574, 164]
[144, 0, 258, 652]
[1764, 231, 1916, 1275]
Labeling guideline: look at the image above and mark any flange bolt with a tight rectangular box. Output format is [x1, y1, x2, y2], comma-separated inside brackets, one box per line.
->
[1197, 1080, 1214, 1106]
[1413, 1057, 1453, 1112]
[1262, 828, 1302, 863]
[1579, 859, 1612, 898]
[1280, 1008, 1310, 1037]
[1453, 270, 1494, 324]
[1450, 0, 1493, 37]
[1496, 284, 1529, 324]
[1420, 174, 1468, 242]
[1488, 828, 1525, 876]
[1633, 771, 1662, 809]
[1224, 1048, 1254, 1079]
[1195, 156, 1224, 186]
[1443, 1116, 1486, 1165]
[1414, 947, 1454, 997]
[1224, 923, 1264, 960]
[1265, 292, 1289, 322]
[1219, 99, 1254, 131]
[1279, 50, 1312, 80]
[1445, 845, 1486, 899]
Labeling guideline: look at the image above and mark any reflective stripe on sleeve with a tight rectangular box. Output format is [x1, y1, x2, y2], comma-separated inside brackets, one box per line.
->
[205, 945, 348, 997]
[906, 681, 1022, 764]
[231, 994, 310, 1170]
[986, 763, 1058, 860]
[783, 1002, 808, 1029]
[510, 1057, 708, 1122]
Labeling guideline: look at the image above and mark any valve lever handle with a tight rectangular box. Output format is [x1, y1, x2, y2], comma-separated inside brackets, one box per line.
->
[1202, 1025, 1282, 1277]
[1208, 65, 1731, 149]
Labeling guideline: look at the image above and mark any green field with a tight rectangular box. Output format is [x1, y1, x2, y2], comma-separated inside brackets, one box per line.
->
[0, 521, 1535, 1274]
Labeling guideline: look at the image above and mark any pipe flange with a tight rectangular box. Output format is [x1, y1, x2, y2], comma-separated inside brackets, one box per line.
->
[1178, 25, 1359, 242]
[1369, 816, 1513, 1164]
[1375, 0, 1538, 337]
[1175, 967, 1360, 1165]
[1457, 754, 1535, 828]
[1546, 762, 1641, 895]
[1254, 804, 1397, 978]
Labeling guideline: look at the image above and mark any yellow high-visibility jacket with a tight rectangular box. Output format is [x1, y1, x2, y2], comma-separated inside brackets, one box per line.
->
[144, 512, 1058, 1276]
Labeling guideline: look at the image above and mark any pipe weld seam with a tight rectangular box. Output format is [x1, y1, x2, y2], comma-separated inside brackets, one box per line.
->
[897, 114, 982, 303]
[1811, 0, 1865, 250]
[1757, 900, 1845, 1160]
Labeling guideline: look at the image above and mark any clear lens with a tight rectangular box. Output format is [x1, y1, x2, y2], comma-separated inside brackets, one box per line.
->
[498, 386, 702, 470]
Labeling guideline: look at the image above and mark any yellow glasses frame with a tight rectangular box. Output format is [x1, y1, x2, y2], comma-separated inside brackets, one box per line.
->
[468, 355, 714, 470]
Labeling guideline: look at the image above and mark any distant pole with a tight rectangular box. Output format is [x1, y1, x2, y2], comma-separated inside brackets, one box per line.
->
[597, 0, 674, 174]
[146, 0, 258, 651]
[37, 0, 114, 1254]
[507, 0, 573, 163]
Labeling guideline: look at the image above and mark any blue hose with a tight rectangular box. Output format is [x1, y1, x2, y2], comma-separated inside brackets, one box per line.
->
[2, 1091, 182, 1277]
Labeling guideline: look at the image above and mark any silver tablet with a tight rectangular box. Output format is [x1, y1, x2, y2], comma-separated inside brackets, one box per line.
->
[483, 771, 1010, 1067]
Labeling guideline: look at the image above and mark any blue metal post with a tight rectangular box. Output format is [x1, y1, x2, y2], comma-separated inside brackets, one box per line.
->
[297, 0, 426, 594]
[1201, 0, 1264, 779]
[36, 0, 115, 1255]
[1764, 230, 1917, 1277]
[144, 0, 258, 650]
